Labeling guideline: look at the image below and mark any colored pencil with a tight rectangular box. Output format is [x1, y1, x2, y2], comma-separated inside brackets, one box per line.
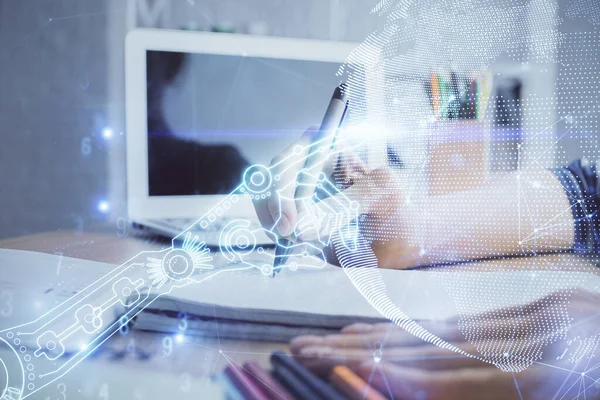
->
[431, 74, 441, 119]
[469, 78, 477, 119]
[273, 361, 321, 399]
[329, 365, 388, 400]
[271, 351, 345, 400]
[438, 73, 447, 118]
[244, 361, 295, 400]
[224, 364, 271, 400]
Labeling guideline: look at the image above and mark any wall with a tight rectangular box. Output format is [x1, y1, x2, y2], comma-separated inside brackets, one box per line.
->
[555, 0, 600, 165]
[1, 0, 589, 239]
[0, 0, 109, 239]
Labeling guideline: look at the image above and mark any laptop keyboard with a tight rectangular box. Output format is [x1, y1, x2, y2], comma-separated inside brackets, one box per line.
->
[160, 217, 262, 232]
[140, 216, 271, 247]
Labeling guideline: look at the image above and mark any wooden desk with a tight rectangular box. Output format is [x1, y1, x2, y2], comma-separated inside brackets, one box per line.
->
[0, 231, 288, 399]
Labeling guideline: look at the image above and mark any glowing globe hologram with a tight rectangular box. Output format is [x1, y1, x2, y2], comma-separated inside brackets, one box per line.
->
[332, 0, 600, 378]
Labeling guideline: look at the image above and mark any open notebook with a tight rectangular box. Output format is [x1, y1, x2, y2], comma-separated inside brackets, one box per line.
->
[132, 256, 600, 342]
[2, 249, 599, 344]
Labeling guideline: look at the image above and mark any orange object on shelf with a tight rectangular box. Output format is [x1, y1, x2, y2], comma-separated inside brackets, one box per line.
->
[427, 120, 490, 196]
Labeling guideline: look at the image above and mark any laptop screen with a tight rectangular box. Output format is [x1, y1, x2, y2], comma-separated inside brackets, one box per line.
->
[146, 50, 343, 197]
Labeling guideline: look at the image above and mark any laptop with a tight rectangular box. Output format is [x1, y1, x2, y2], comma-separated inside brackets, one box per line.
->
[124, 29, 357, 246]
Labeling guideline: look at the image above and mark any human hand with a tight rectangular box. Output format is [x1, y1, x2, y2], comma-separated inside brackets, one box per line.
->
[253, 127, 426, 269]
[252, 126, 365, 237]
[291, 289, 600, 399]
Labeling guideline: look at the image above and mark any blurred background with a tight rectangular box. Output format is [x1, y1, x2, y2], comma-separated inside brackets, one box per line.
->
[0, 0, 597, 239]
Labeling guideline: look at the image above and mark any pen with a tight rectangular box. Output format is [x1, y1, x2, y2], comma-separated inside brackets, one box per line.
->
[272, 83, 349, 276]
[450, 71, 461, 120]
[224, 364, 271, 400]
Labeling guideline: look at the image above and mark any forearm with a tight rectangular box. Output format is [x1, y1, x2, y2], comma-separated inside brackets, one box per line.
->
[420, 169, 575, 264]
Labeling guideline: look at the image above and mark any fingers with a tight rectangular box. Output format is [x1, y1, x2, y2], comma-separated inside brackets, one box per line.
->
[341, 323, 392, 334]
[291, 322, 488, 375]
[258, 125, 394, 243]
[355, 361, 527, 400]
[323, 147, 367, 189]
[314, 166, 393, 215]
[266, 129, 317, 236]
[296, 342, 487, 373]
[295, 167, 395, 244]
[300, 321, 463, 349]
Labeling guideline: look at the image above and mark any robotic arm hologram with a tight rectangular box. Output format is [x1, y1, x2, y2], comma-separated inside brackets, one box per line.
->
[0, 141, 359, 400]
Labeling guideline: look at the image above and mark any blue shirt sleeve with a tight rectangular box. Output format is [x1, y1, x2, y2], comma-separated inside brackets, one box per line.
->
[552, 159, 600, 253]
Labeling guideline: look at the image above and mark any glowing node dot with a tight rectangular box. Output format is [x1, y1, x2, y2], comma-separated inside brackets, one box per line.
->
[102, 127, 113, 139]
[175, 334, 185, 344]
[261, 265, 271, 275]
[97, 200, 110, 213]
